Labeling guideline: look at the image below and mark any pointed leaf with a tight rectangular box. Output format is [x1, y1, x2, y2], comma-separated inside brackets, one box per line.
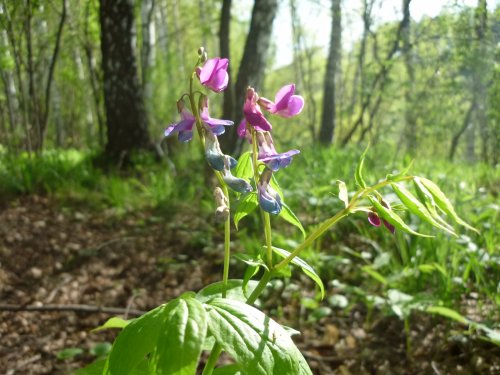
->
[234, 193, 258, 230]
[336, 180, 348, 208]
[391, 183, 456, 236]
[368, 197, 433, 237]
[153, 295, 207, 375]
[107, 304, 167, 375]
[91, 316, 130, 332]
[279, 202, 306, 238]
[205, 298, 312, 375]
[426, 306, 468, 325]
[361, 266, 388, 285]
[417, 177, 478, 233]
[271, 246, 324, 299]
[355, 145, 369, 188]
[234, 151, 253, 180]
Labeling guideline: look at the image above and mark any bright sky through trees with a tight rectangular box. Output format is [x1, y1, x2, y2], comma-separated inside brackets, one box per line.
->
[266, 0, 496, 67]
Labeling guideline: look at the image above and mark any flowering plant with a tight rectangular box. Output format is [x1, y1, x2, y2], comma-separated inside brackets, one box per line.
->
[82, 48, 475, 375]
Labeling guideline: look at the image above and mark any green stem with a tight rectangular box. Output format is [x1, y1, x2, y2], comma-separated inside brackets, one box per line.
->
[246, 269, 272, 304]
[202, 343, 223, 375]
[263, 212, 273, 267]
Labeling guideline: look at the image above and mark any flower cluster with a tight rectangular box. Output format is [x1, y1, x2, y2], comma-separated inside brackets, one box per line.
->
[164, 49, 304, 216]
[165, 52, 251, 195]
[238, 85, 304, 214]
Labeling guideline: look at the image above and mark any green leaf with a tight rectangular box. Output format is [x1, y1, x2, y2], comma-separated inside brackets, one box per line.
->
[336, 180, 348, 208]
[417, 177, 478, 233]
[89, 342, 112, 357]
[57, 347, 84, 360]
[75, 358, 107, 375]
[196, 279, 260, 303]
[391, 183, 456, 236]
[413, 178, 456, 232]
[386, 160, 414, 181]
[426, 306, 468, 324]
[271, 246, 324, 299]
[91, 316, 130, 332]
[153, 295, 207, 375]
[234, 253, 267, 269]
[234, 151, 253, 180]
[355, 145, 369, 188]
[368, 197, 433, 238]
[234, 193, 258, 230]
[205, 298, 312, 375]
[361, 266, 388, 285]
[213, 364, 244, 375]
[107, 304, 167, 375]
[279, 202, 306, 238]
[243, 265, 260, 293]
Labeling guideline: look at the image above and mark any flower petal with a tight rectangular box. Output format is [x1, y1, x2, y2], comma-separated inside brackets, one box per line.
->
[368, 212, 381, 227]
[273, 84, 295, 112]
[276, 95, 304, 117]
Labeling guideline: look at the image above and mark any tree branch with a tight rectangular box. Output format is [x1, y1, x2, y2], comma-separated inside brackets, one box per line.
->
[0, 303, 146, 316]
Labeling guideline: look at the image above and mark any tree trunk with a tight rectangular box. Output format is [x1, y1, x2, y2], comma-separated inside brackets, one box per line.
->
[402, 0, 417, 154]
[220, 0, 233, 121]
[319, 0, 341, 145]
[99, 0, 151, 164]
[474, 0, 488, 162]
[220, 0, 278, 154]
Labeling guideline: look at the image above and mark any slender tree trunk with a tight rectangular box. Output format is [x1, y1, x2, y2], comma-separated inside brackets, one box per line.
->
[474, 0, 488, 162]
[220, 0, 278, 154]
[100, 0, 151, 164]
[402, 0, 417, 154]
[290, 0, 318, 141]
[220, 0, 233, 121]
[319, 0, 341, 145]
[449, 101, 475, 161]
[141, 0, 156, 102]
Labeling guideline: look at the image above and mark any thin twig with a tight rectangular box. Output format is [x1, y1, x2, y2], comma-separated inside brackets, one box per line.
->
[0, 303, 146, 316]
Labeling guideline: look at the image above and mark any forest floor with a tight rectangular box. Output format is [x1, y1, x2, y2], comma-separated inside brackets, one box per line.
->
[1, 195, 499, 375]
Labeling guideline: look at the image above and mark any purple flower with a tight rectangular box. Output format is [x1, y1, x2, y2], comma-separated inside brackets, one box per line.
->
[242, 87, 272, 133]
[164, 100, 196, 142]
[165, 98, 233, 142]
[258, 168, 282, 215]
[196, 57, 229, 92]
[256, 132, 299, 171]
[200, 96, 233, 136]
[258, 84, 304, 118]
[368, 200, 395, 234]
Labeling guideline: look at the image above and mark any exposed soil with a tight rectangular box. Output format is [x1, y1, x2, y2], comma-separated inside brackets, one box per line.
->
[1, 196, 498, 374]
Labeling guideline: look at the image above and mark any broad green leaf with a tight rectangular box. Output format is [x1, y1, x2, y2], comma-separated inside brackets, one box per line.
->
[336, 180, 348, 208]
[361, 266, 388, 285]
[391, 183, 456, 236]
[213, 364, 244, 375]
[75, 358, 107, 375]
[234, 151, 253, 180]
[355, 145, 369, 188]
[91, 316, 130, 332]
[271, 246, 324, 299]
[426, 306, 468, 324]
[243, 265, 260, 294]
[368, 197, 433, 237]
[205, 298, 312, 375]
[107, 304, 167, 375]
[417, 177, 478, 233]
[153, 295, 207, 375]
[279, 202, 306, 238]
[234, 193, 258, 230]
[196, 279, 260, 303]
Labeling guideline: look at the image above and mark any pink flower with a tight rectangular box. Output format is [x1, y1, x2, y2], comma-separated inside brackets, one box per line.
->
[258, 84, 304, 118]
[368, 200, 395, 234]
[196, 57, 229, 92]
[242, 87, 272, 132]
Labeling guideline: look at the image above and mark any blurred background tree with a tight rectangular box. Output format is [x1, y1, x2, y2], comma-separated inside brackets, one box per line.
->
[0, 0, 498, 164]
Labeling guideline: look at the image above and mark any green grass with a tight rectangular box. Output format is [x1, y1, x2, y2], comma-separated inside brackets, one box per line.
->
[1, 145, 498, 339]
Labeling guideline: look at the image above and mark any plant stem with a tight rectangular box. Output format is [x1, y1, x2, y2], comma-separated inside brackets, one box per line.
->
[246, 269, 272, 304]
[263, 212, 273, 267]
[202, 343, 223, 375]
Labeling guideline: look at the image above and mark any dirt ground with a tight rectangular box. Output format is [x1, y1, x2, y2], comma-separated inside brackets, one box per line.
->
[1, 196, 499, 374]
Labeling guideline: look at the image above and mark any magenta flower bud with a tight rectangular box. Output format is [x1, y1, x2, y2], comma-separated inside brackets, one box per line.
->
[258, 84, 304, 118]
[242, 87, 272, 133]
[196, 57, 229, 92]
[367, 200, 395, 234]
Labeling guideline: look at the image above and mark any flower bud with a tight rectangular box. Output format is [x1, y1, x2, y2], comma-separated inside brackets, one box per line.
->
[213, 187, 229, 221]
[198, 46, 205, 57]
